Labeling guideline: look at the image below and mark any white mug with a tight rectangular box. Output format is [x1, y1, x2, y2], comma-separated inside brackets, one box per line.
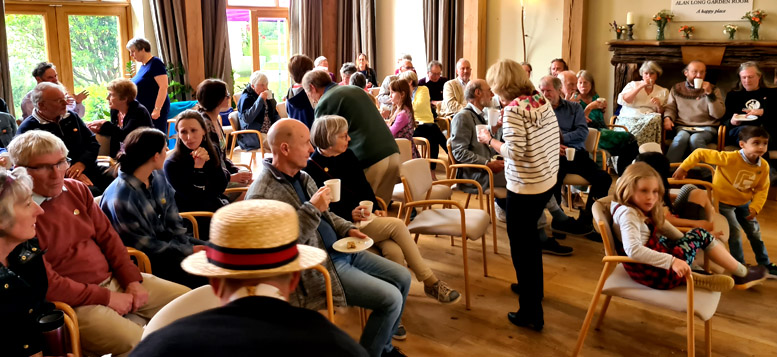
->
[693, 78, 703, 89]
[359, 200, 374, 219]
[324, 179, 341, 202]
[476, 124, 489, 135]
[487, 108, 500, 127]
[565, 147, 576, 161]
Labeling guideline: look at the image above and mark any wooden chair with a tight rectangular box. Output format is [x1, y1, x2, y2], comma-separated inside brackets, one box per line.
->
[227, 113, 268, 167]
[276, 101, 287, 118]
[179, 211, 214, 239]
[412, 136, 430, 159]
[563, 128, 601, 210]
[573, 198, 722, 357]
[54, 248, 152, 357]
[446, 141, 502, 254]
[400, 158, 492, 309]
[141, 263, 335, 339]
[391, 139, 452, 217]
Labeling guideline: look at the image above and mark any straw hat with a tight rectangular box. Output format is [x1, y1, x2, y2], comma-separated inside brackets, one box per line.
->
[639, 142, 662, 154]
[182, 199, 326, 279]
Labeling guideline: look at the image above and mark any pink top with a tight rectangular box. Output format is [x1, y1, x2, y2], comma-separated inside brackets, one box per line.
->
[390, 109, 419, 158]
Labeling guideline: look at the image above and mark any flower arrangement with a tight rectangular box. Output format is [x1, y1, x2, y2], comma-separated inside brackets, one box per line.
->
[651, 10, 674, 41]
[743, 9, 766, 40]
[724, 24, 738, 40]
[679, 25, 694, 40]
[609, 21, 627, 40]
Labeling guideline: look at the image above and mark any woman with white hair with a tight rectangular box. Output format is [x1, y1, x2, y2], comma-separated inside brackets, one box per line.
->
[616, 60, 669, 145]
[237, 71, 281, 150]
[0, 167, 53, 356]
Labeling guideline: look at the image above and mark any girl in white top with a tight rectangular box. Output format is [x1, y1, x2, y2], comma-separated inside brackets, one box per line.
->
[611, 162, 764, 290]
[616, 61, 669, 145]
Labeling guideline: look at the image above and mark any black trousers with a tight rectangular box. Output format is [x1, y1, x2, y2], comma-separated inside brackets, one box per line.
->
[554, 151, 612, 222]
[148, 250, 209, 289]
[413, 123, 448, 161]
[506, 188, 553, 322]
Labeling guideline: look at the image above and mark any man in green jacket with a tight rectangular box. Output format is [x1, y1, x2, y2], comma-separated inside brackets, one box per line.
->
[302, 70, 400, 203]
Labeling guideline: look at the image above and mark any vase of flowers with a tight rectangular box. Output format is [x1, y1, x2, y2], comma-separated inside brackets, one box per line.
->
[724, 24, 738, 40]
[652, 10, 674, 41]
[609, 21, 626, 40]
[679, 25, 694, 40]
[743, 9, 766, 40]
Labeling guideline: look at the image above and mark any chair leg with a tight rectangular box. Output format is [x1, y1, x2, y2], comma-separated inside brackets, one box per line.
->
[572, 264, 612, 357]
[413, 233, 420, 244]
[687, 302, 695, 357]
[480, 236, 488, 277]
[450, 235, 455, 246]
[594, 295, 612, 330]
[566, 185, 573, 211]
[465, 193, 472, 208]
[461, 236, 471, 310]
[705, 320, 712, 356]
[491, 199, 498, 254]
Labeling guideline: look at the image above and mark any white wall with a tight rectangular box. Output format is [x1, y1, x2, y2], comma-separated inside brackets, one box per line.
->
[130, 0, 157, 56]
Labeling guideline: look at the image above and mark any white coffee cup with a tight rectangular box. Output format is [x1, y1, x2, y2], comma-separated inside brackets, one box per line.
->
[359, 200, 374, 219]
[324, 179, 341, 202]
[476, 124, 489, 135]
[487, 108, 500, 127]
[596, 98, 606, 103]
[693, 78, 703, 89]
[565, 147, 576, 161]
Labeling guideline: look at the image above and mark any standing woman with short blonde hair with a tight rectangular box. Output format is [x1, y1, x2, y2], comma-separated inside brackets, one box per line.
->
[127, 38, 171, 133]
[477, 59, 560, 331]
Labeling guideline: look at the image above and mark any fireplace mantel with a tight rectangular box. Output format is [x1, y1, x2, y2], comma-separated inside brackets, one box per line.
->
[606, 40, 777, 102]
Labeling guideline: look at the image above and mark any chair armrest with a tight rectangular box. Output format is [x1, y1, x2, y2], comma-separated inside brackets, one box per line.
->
[606, 124, 629, 132]
[431, 178, 485, 209]
[375, 197, 388, 212]
[233, 163, 252, 173]
[127, 247, 152, 274]
[426, 158, 448, 173]
[717, 125, 726, 151]
[669, 162, 715, 178]
[179, 211, 214, 240]
[601, 256, 643, 264]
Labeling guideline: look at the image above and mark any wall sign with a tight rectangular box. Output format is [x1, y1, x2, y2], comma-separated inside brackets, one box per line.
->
[671, 0, 753, 22]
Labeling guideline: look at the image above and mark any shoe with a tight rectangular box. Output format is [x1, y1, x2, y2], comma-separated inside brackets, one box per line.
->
[494, 203, 507, 222]
[733, 265, 768, 290]
[510, 283, 520, 295]
[584, 230, 603, 242]
[551, 218, 594, 236]
[382, 347, 408, 357]
[507, 311, 543, 331]
[764, 263, 777, 279]
[392, 323, 407, 341]
[424, 280, 462, 304]
[541, 239, 573, 256]
[691, 271, 734, 292]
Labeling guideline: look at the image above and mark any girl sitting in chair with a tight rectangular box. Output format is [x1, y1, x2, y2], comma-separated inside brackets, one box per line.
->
[611, 162, 766, 291]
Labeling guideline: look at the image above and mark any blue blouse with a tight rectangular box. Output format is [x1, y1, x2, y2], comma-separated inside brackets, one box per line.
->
[132, 57, 171, 129]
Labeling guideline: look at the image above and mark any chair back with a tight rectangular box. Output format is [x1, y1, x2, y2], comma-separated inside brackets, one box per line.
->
[396, 138, 413, 162]
[141, 286, 221, 339]
[400, 158, 433, 202]
[228, 111, 241, 132]
[413, 137, 430, 158]
[446, 140, 457, 165]
[584, 127, 601, 154]
[276, 102, 287, 118]
[591, 197, 619, 257]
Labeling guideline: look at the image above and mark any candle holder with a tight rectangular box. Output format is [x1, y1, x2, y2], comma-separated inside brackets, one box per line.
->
[626, 24, 635, 40]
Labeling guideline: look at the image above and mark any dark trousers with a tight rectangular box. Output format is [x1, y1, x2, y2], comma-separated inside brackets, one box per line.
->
[148, 250, 209, 289]
[413, 123, 448, 163]
[554, 151, 612, 223]
[506, 188, 553, 322]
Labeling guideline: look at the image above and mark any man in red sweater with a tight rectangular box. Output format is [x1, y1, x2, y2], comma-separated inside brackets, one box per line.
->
[7, 130, 189, 357]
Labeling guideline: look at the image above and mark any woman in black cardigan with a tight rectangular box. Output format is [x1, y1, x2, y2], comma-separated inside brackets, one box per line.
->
[87, 78, 153, 158]
[304, 115, 461, 304]
[164, 110, 242, 214]
[0, 168, 56, 356]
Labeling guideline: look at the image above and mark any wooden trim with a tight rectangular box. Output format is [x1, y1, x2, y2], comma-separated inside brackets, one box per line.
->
[561, 0, 587, 72]
[462, 0, 487, 79]
[251, 10, 261, 70]
[321, 0, 337, 80]
[6, 0, 130, 7]
[185, 0, 205, 89]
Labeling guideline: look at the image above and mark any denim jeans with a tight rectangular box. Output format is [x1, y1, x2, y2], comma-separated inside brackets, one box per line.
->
[666, 126, 717, 163]
[719, 202, 771, 266]
[334, 251, 410, 356]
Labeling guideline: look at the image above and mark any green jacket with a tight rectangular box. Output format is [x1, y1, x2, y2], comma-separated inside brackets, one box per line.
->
[315, 85, 399, 168]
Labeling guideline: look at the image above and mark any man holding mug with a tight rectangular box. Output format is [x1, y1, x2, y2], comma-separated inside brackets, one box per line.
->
[663, 60, 725, 163]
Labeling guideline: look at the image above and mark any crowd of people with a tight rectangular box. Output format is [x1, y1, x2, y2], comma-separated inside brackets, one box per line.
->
[1, 39, 776, 356]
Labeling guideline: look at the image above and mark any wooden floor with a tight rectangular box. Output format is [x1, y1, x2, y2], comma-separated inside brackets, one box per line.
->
[239, 152, 777, 357]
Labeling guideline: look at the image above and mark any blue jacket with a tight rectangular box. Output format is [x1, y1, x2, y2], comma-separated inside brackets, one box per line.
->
[552, 99, 589, 151]
[286, 87, 315, 129]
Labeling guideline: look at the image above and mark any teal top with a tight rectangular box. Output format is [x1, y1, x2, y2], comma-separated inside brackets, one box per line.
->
[315, 85, 399, 168]
[574, 93, 606, 129]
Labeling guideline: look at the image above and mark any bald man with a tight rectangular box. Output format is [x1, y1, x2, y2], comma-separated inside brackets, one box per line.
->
[557, 71, 577, 100]
[440, 58, 472, 117]
[246, 119, 410, 357]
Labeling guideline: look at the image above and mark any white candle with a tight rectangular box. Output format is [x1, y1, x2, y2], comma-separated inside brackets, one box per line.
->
[626, 12, 633, 25]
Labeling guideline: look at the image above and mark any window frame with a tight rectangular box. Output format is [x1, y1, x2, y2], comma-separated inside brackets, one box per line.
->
[226, 5, 289, 73]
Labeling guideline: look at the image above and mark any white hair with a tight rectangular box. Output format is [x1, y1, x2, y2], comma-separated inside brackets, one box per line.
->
[31, 82, 66, 108]
[314, 56, 328, 67]
[249, 71, 269, 88]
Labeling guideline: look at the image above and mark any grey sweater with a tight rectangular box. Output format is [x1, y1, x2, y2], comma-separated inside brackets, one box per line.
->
[246, 160, 351, 310]
[663, 82, 725, 127]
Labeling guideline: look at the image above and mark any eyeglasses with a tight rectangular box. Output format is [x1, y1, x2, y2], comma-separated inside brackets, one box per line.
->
[44, 98, 68, 105]
[430, 71, 442, 76]
[24, 158, 71, 172]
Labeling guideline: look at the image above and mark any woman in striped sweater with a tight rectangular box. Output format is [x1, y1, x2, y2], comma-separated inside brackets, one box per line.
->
[478, 59, 560, 331]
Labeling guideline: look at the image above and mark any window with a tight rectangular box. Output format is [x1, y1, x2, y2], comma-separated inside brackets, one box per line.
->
[5, 2, 131, 121]
[226, 1, 289, 100]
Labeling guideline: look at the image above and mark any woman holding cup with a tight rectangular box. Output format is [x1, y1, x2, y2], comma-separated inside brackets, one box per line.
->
[304, 115, 461, 303]
[574, 70, 639, 174]
[0, 167, 59, 356]
[616, 61, 669, 145]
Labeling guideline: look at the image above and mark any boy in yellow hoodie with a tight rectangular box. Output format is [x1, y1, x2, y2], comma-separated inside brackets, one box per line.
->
[674, 126, 776, 277]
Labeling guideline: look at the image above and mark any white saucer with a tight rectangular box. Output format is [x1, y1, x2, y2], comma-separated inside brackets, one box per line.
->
[734, 114, 759, 122]
[333, 237, 374, 253]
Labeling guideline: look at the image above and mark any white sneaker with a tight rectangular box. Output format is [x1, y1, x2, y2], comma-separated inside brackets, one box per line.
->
[494, 202, 506, 222]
